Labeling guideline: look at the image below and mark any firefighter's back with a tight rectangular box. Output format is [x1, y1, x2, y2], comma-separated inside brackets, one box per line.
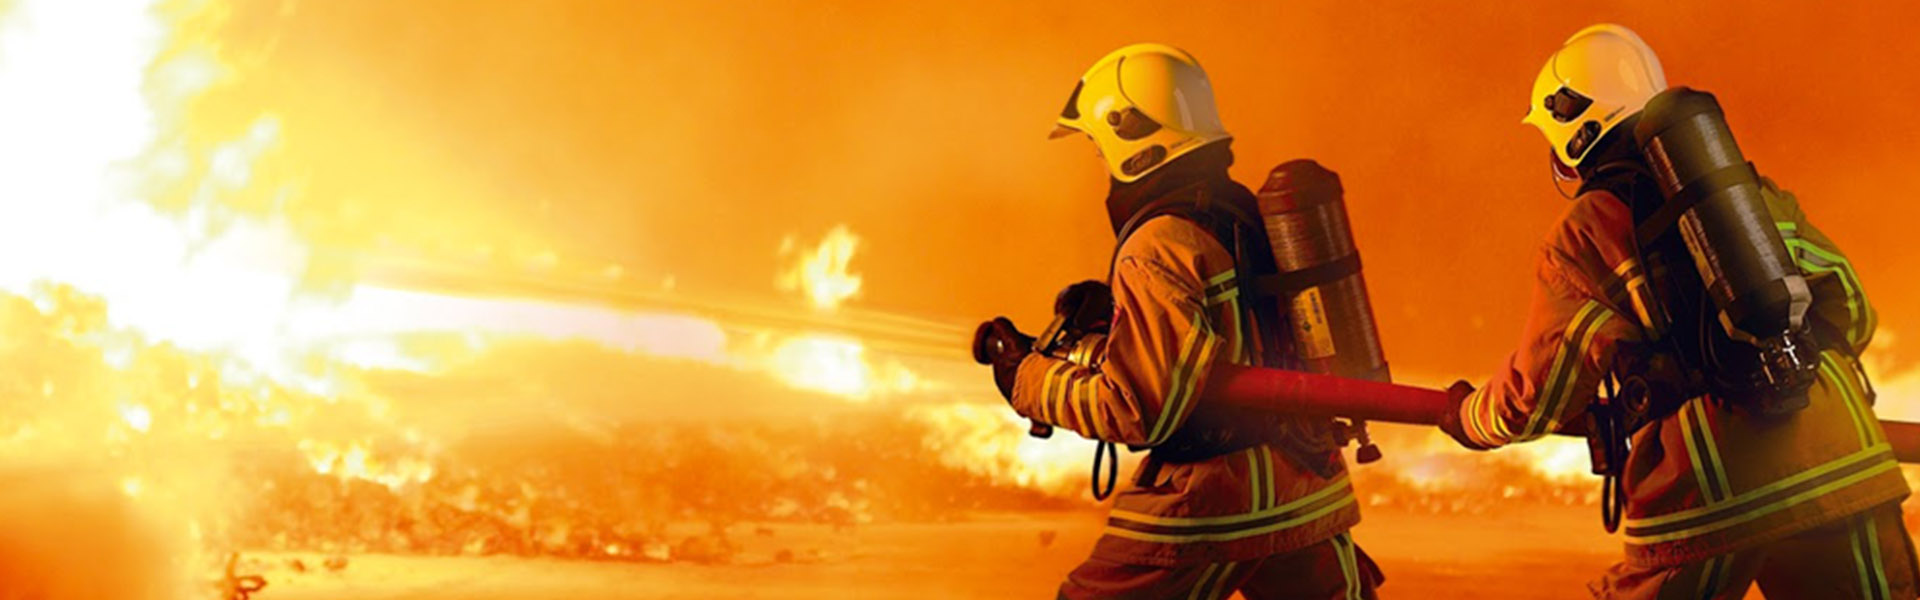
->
[1556, 184, 1909, 570]
[1084, 215, 1363, 565]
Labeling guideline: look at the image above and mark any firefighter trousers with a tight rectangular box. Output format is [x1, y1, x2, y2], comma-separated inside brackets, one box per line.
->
[1057, 532, 1382, 600]
[1592, 502, 1920, 599]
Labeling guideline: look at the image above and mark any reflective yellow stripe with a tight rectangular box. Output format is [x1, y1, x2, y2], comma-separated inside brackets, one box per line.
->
[1626, 443, 1893, 529]
[1206, 286, 1239, 306]
[1868, 515, 1890, 600]
[1150, 316, 1219, 446]
[1246, 448, 1264, 511]
[1207, 269, 1237, 287]
[1822, 354, 1874, 449]
[1336, 533, 1362, 600]
[1701, 556, 1719, 598]
[1186, 563, 1222, 600]
[1225, 295, 1245, 364]
[1484, 388, 1513, 440]
[1692, 400, 1734, 502]
[1465, 387, 1513, 446]
[1146, 313, 1207, 444]
[1458, 389, 1488, 444]
[1543, 305, 1613, 436]
[1111, 473, 1352, 526]
[1850, 512, 1890, 600]
[1606, 257, 1668, 335]
[1787, 236, 1872, 347]
[1104, 493, 1358, 544]
[1854, 522, 1874, 599]
[1695, 555, 1727, 599]
[1607, 257, 1644, 305]
[1053, 367, 1085, 425]
[1840, 354, 1882, 446]
[1260, 448, 1276, 510]
[1202, 562, 1238, 600]
[1520, 302, 1613, 441]
[1678, 400, 1721, 503]
[1073, 377, 1108, 439]
[1624, 451, 1898, 544]
[1038, 361, 1071, 424]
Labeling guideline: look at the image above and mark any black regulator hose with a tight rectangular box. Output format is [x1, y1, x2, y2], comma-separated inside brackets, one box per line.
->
[1091, 441, 1118, 501]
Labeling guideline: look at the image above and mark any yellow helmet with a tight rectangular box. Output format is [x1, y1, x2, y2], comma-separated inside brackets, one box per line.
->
[1050, 43, 1230, 183]
[1523, 24, 1667, 170]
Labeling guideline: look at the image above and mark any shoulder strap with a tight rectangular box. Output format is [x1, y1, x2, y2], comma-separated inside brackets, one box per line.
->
[1247, 255, 1362, 299]
[1632, 162, 1760, 246]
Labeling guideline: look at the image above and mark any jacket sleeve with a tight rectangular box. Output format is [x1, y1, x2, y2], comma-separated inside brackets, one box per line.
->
[1457, 249, 1644, 448]
[1770, 187, 1877, 355]
[1008, 253, 1226, 447]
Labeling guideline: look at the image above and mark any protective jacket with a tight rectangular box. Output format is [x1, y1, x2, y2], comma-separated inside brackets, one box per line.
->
[1009, 144, 1359, 567]
[1454, 172, 1907, 568]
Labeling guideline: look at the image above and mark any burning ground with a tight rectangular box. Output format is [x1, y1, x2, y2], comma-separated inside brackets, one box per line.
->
[0, 276, 1657, 599]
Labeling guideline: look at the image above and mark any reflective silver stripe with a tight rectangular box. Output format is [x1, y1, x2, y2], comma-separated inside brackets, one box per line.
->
[1622, 445, 1897, 544]
[1202, 562, 1238, 600]
[1070, 377, 1101, 438]
[1851, 513, 1891, 600]
[1225, 295, 1245, 364]
[1146, 312, 1207, 444]
[1038, 361, 1072, 425]
[1780, 221, 1874, 348]
[1695, 555, 1728, 599]
[1186, 563, 1222, 600]
[1687, 399, 1733, 503]
[1822, 354, 1874, 449]
[1245, 448, 1264, 511]
[1259, 447, 1275, 510]
[1148, 308, 1219, 445]
[1518, 301, 1613, 441]
[1336, 533, 1362, 600]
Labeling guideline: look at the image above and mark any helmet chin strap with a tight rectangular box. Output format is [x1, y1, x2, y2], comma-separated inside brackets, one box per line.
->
[1549, 148, 1582, 200]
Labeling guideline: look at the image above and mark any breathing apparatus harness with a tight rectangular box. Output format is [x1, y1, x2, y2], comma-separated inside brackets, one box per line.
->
[1575, 88, 1830, 532]
[1114, 179, 1376, 490]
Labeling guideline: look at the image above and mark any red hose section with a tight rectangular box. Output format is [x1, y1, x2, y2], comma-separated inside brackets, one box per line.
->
[1203, 364, 1450, 425]
[1202, 364, 1920, 463]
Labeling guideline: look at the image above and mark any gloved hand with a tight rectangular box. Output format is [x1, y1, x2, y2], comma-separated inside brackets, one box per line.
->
[971, 317, 1034, 401]
[1437, 380, 1495, 451]
[1053, 280, 1114, 334]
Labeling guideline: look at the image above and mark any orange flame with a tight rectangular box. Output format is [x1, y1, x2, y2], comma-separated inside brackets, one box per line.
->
[779, 225, 864, 311]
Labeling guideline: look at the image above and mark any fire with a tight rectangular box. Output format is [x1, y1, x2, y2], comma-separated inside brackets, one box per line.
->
[780, 225, 864, 311]
[296, 439, 436, 492]
[121, 402, 155, 433]
[0, 0, 977, 574]
[911, 401, 1112, 495]
[769, 334, 884, 398]
[13, 1, 1898, 596]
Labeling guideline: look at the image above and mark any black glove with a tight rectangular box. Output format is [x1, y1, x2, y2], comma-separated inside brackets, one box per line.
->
[971, 317, 1034, 401]
[1053, 280, 1113, 334]
[1437, 380, 1494, 451]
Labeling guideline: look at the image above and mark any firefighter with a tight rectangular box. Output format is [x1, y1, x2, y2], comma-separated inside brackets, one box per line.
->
[1438, 24, 1917, 598]
[975, 43, 1381, 599]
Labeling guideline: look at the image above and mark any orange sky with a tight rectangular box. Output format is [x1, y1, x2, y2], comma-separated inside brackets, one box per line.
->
[198, 1, 1920, 382]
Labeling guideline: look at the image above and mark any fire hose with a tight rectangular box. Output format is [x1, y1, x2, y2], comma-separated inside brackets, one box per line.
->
[1199, 363, 1920, 464]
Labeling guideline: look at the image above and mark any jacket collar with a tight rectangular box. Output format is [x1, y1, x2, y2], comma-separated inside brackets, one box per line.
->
[1105, 141, 1236, 235]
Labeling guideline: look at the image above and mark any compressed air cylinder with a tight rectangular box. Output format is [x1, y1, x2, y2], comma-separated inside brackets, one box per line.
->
[1255, 160, 1389, 383]
[1633, 88, 1810, 346]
